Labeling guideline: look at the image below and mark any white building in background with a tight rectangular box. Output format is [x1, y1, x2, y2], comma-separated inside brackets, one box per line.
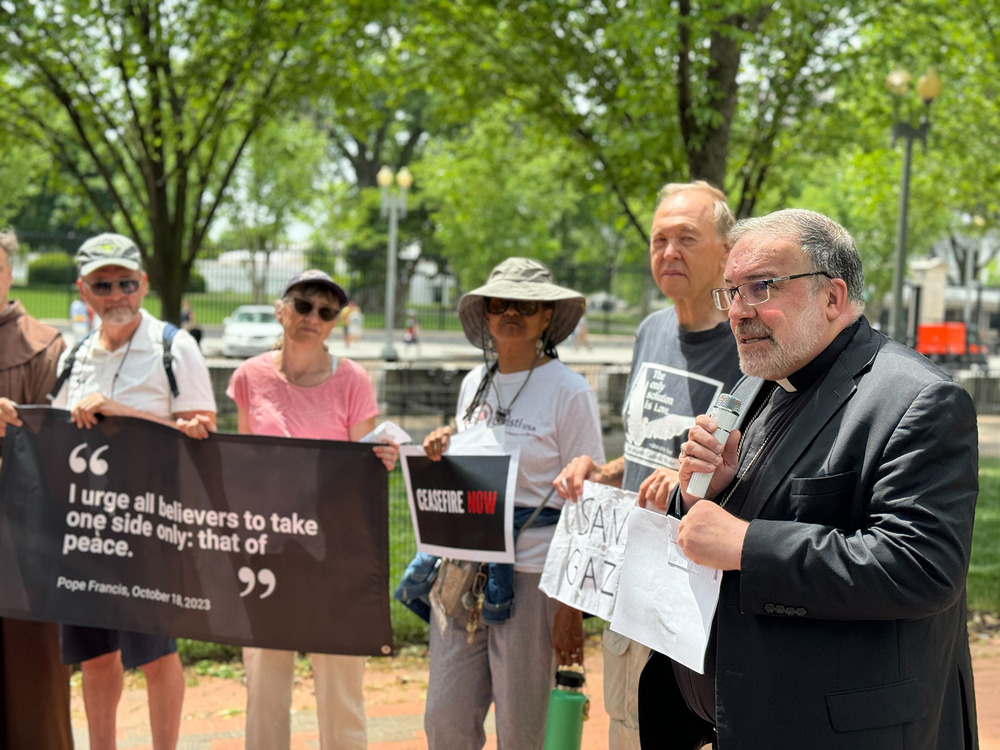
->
[195, 243, 458, 308]
[195, 248, 307, 296]
[407, 256, 458, 307]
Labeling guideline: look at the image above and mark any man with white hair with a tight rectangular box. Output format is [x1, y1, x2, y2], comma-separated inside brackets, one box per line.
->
[554, 182, 741, 749]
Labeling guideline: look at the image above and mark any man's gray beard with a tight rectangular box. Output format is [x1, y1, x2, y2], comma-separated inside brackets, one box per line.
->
[739, 348, 791, 380]
[737, 314, 824, 380]
[100, 307, 139, 327]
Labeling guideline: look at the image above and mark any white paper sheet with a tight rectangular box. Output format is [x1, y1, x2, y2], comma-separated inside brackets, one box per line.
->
[358, 420, 412, 445]
[609, 508, 721, 674]
[539, 481, 636, 620]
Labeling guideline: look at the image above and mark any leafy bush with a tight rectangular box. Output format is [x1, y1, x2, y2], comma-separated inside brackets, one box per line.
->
[176, 638, 242, 665]
[28, 252, 76, 286]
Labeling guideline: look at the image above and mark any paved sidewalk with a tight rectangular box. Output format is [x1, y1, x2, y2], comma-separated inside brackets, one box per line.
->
[68, 631, 1000, 749]
[70, 640, 612, 749]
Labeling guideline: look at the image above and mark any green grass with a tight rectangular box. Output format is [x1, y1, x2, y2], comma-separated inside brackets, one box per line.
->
[388, 472, 427, 644]
[969, 457, 1000, 613]
[12, 285, 647, 333]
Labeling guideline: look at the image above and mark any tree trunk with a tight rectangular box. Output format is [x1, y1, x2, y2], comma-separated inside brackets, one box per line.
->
[683, 30, 742, 188]
[145, 220, 186, 326]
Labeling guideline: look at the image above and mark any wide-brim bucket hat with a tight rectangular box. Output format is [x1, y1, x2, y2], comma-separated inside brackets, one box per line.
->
[458, 257, 585, 349]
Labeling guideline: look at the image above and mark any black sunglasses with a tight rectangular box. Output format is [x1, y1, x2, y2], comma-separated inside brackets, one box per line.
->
[84, 279, 141, 297]
[292, 297, 340, 322]
[485, 298, 541, 316]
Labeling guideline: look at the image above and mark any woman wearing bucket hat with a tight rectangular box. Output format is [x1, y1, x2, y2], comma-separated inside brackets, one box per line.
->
[226, 270, 397, 750]
[421, 257, 605, 748]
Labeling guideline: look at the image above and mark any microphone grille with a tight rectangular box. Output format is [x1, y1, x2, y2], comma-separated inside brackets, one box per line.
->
[717, 394, 741, 412]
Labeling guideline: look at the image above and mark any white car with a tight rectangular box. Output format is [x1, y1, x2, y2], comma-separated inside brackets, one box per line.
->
[587, 292, 628, 313]
[221, 305, 283, 358]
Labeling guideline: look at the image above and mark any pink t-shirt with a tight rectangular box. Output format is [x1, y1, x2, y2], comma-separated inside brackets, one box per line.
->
[227, 352, 378, 441]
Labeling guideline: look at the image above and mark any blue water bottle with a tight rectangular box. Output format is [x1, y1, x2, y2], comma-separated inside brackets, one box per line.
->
[543, 666, 589, 750]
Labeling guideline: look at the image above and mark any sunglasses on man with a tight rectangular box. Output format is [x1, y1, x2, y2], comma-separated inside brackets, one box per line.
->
[485, 298, 542, 316]
[84, 279, 141, 297]
[291, 297, 340, 322]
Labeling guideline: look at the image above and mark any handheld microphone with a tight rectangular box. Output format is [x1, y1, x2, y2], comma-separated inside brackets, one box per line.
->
[685, 393, 741, 499]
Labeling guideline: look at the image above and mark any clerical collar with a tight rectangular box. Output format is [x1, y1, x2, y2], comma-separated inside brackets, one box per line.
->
[779, 319, 861, 393]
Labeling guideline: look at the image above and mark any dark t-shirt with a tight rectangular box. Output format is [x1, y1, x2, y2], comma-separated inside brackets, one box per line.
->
[621, 307, 742, 493]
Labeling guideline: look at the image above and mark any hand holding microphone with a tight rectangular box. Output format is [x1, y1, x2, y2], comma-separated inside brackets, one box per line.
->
[684, 393, 741, 499]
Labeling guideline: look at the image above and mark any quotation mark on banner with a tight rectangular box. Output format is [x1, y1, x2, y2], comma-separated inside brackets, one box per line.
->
[237, 567, 276, 599]
[68, 443, 109, 476]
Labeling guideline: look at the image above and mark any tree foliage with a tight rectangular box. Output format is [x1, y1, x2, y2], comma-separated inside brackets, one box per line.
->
[0, 0, 349, 320]
[5, 0, 1000, 321]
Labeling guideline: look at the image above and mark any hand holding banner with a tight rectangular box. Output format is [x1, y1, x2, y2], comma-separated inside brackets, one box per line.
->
[400, 428, 519, 563]
[0, 407, 392, 656]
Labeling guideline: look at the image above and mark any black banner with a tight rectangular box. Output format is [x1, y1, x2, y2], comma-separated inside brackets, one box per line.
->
[401, 449, 515, 563]
[0, 407, 392, 656]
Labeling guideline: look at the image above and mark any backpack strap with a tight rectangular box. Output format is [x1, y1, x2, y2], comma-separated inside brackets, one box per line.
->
[162, 323, 180, 398]
[47, 331, 94, 402]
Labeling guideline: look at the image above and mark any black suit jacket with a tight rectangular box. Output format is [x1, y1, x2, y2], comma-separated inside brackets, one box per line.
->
[707, 319, 978, 749]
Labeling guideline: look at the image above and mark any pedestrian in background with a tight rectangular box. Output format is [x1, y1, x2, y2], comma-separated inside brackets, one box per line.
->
[181, 298, 202, 348]
[70, 293, 94, 340]
[343, 300, 364, 348]
[404, 308, 422, 355]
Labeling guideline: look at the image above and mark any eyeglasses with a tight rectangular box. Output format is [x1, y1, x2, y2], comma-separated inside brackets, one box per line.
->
[84, 278, 141, 297]
[291, 297, 340, 322]
[711, 272, 832, 310]
[485, 298, 541, 316]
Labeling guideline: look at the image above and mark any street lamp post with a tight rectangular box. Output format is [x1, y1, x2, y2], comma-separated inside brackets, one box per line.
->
[887, 67, 942, 344]
[376, 165, 413, 362]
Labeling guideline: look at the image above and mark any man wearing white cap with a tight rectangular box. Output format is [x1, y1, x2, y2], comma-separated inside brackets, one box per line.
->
[52, 233, 215, 749]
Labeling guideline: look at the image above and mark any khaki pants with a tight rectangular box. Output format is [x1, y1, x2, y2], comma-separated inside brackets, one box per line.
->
[425, 571, 561, 750]
[243, 646, 367, 749]
[603, 628, 649, 750]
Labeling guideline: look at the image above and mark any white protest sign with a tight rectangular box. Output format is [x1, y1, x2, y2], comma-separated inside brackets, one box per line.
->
[539, 481, 636, 619]
[359, 420, 412, 445]
[609, 508, 721, 674]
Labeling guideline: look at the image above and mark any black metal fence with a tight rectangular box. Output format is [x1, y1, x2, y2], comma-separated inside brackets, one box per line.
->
[9, 233, 653, 335]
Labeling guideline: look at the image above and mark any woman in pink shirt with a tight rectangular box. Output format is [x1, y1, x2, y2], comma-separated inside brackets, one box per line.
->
[227, 269, 396, 750]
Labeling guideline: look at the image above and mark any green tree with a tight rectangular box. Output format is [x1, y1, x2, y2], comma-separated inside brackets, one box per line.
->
[418, 103, 590, 289]
[414, 0, 885, 246]
[752, 0, 1000, 319]
[217, 115, 327, 303]
[0, 0, 349, 321]
[0, 138, 48, 228]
